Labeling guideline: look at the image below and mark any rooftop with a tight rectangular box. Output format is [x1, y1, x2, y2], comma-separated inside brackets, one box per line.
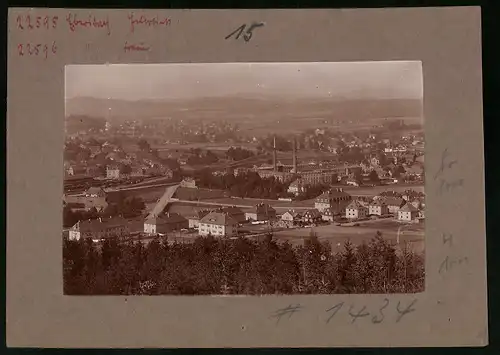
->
[200, 211, 238, 226]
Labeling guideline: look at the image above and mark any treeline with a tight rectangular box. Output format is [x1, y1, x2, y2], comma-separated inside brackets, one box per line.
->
[194, 170, 289, 199]
[63, 233, 425, 295]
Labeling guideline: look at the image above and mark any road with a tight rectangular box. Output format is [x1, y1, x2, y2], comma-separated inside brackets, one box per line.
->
[169, 199, 312, 211]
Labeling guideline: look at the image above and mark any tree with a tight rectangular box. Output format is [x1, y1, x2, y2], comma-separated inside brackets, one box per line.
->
[138, 139, 151, 152]
[63, 205, 79, 228]
[121, 164, 132, 175]
[226, 147, 254, 161]
[368, 170, 380, 184]
[62, 233, 425, 296]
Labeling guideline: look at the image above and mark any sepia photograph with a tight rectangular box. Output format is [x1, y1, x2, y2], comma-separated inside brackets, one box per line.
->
[63, 61, 425, 296]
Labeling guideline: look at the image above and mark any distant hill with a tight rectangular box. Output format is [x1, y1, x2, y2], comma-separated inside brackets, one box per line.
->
[65, 96, 423, 124]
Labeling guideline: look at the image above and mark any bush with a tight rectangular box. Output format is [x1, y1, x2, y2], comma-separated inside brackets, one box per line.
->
[63, 233, 424, 295]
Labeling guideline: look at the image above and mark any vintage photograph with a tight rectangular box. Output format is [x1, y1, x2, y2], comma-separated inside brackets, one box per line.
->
[63, 62, 425, 295]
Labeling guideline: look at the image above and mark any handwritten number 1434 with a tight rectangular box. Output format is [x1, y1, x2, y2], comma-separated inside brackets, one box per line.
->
[225, 22, 265, 42]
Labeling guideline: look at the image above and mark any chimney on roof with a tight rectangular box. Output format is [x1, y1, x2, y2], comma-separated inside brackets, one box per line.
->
[273, 135, 277, 172]
[292, 137, 298, 174]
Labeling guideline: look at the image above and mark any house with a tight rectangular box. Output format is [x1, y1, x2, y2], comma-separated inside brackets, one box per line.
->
[64, 194, 109, 213]
[287, 178, 305, 196]
[144, 213, 188, 235]
[410, 199, 422, 210]
[398, 203, 419, 221]
[321, 207, 338, 222]
[314, 188, 352, 213]
[405, 163, 424, 179]
[281, 210, 302, 226]
[180, 177, 197, 188]
[368, 199, 389, 216]
[345, 200, 369, 220]
[346, 179, 359, 187]
[302, 209, 322, 224]
[106, 165, 122, 179]
[188, 209, 211, 229]
[68, 217, 129, 241]
[66, 165, 87, 177]
[382, 197, 406, 214]
[198, 211, 239, 237]
[85, 187, 107, 198]
[245, 203, 277, 222]
[219, 206, 246, 224]
[370, 156, 380, 167]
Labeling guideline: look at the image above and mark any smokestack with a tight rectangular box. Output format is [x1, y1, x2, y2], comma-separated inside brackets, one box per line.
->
[292, 137, 298, 173]
[273, 135, 277, 172]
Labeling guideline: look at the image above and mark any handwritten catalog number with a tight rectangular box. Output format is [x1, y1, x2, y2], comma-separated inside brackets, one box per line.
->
[18, 42, 57, 58]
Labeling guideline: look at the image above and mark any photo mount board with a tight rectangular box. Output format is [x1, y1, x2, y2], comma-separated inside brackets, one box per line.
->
[7, 7, 487, 348]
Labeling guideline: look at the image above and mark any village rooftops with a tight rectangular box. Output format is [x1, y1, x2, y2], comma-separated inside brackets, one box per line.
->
[315, 188, 351, 202]
[200, 211, 238, 226]
[369, 199, 387, 207]
[304, 209, 322, 218]
[381, 196, 405, 207]
[70, 216, 128, 233]
[399, 203, 418, 212]
[248, 203, 276, 214]
[219, 206, 244, 215]
[189, 209, 211, 220]
[145, 212, 187, 225]
[282, 210, 303, 218]
[346, 200, 369, 210]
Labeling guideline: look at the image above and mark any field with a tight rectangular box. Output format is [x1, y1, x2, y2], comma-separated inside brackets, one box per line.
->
[205, 197, 315, 208]
[274, 219, 425, 253]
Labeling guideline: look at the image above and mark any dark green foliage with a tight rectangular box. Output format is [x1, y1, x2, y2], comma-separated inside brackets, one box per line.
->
[63, 234, 425, 295]
[194, 170, 289, 199]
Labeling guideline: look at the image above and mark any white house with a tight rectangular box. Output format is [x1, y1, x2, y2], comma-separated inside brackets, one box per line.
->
[68, 217, 129, 241]
[287, 179, 305, 196]
[106, 165, 121, 179]
[345, 200, 369, 220]
[198, 211, 238, 237]
[398, 203, 419, 221]
[188, 210, 211, 229]
[368, 199, 389, 216]
[281, 210, 302, 226]
[314, 188, 351, 213]
[383, 197, 405, 214]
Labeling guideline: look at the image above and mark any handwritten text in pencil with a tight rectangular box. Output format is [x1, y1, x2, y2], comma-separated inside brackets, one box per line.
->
[124, 41, 151, 52]
[324, 299, 418, 325]
[17, 42, 57, 59]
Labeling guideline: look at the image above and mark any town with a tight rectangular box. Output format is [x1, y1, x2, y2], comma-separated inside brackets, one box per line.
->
[63, 116, 425, 253]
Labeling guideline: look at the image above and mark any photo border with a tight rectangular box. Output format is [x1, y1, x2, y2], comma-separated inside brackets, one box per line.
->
[7, 6, 486, 348]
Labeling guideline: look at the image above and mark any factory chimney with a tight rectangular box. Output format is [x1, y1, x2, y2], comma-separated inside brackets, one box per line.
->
[273, 135, 277, 172]
[292, 137, 298, 173]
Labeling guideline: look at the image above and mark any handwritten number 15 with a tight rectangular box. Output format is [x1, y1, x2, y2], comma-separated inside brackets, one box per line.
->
[225, 22, 265, 42]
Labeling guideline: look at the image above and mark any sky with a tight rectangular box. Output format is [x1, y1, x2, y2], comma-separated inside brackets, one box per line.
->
[65, 61, 423, 101]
